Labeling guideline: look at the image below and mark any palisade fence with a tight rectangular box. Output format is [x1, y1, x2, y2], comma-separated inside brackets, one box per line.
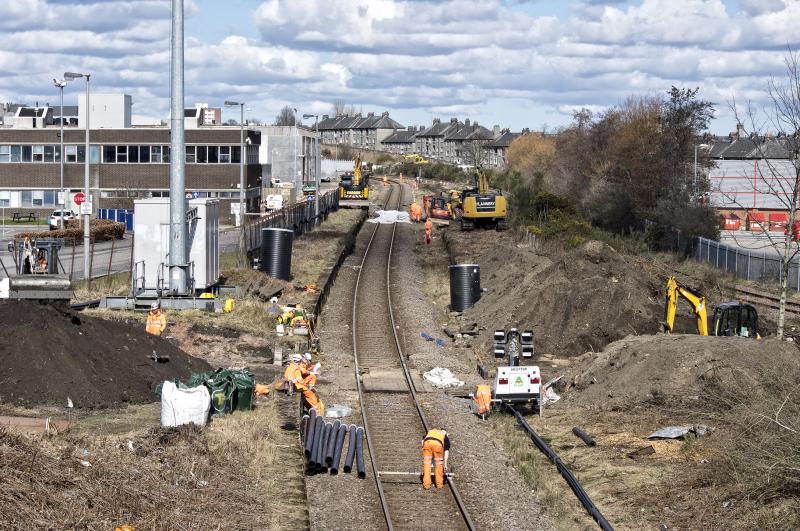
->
[242, 190, 339, 253]
[693, 237, 800, 291]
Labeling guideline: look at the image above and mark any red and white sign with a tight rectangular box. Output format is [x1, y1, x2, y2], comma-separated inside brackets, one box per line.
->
[73, 192, 86, 205]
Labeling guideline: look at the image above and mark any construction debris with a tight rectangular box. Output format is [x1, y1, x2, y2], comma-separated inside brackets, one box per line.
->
[648, 425, 714, 440]
[423, 367, 464, 389]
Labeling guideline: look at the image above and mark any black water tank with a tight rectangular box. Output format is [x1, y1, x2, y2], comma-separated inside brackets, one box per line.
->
[260, 228, 293, 280]
[449, 264, 481, 312]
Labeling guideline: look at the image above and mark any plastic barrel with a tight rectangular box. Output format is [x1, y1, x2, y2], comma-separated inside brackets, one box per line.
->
[449, 264, 481, 311]
[260, 228, 293, 280]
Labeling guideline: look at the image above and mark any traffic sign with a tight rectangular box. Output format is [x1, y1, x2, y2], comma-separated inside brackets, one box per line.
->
[74, 192, 86, 205]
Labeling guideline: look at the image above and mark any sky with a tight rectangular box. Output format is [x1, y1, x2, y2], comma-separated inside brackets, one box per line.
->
[1, 0, 799, 133]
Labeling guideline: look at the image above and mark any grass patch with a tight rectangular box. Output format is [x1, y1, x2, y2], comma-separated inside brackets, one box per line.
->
[71, 271, 132, 302]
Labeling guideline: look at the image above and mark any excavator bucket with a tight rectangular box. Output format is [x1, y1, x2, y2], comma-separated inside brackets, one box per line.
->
[2, 238, 73, 301]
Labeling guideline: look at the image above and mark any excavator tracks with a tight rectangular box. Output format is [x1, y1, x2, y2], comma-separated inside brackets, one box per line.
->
[351, 182, 474, 531]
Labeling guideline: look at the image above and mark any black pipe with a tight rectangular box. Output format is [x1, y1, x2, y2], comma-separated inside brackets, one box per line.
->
[310, 416, 325, 469]
[343, 424, 357, 473]
[330, 424, 348, 475]
[325, 420, 341, 466]
[508, 406, 613, 531]
[355, 426, 366, 479]
[572, 427, 596, 447]
[304, 410, 317, 457]
[319, 423, 332, 472]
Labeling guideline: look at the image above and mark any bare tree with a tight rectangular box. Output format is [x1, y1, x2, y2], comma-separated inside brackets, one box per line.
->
[459, 139, 490, 170]
[274, 106, 295, 126]
[721, 49, 800, 338]
[332, 99, 358, 117]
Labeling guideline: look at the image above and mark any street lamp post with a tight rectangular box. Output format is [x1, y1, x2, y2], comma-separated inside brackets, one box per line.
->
[303, 113, 320, 221]
[293, 108, 298, 198]
[53, 78, 68, 230]
[224, 100, 246, 264]
[64, 71, 90, 280]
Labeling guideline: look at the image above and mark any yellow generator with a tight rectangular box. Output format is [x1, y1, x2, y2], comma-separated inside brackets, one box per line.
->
[460, 172, 508, 231]
[338, 155, 369, 202]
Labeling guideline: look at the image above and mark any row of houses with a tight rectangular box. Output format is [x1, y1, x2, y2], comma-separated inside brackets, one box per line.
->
[317, 111, 528, 167]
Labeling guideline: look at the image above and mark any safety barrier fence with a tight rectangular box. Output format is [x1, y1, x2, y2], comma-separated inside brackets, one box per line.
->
[242, 190, 339, 253]
[693, 236, 800, 292]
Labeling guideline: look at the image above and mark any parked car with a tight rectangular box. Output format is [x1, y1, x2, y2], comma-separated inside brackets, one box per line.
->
[49, 210, 76, 230]
[320, 174, 332, 183]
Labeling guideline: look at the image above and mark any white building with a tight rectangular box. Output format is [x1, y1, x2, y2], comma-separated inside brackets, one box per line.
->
[78, 93, 132, 129]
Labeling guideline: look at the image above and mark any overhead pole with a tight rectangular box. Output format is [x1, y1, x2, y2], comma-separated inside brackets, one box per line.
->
[168, 0, 188, 295]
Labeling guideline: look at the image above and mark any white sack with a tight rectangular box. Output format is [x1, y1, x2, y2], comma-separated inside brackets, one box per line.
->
[367, 210, 412, 224]
[160, 380, 211, 428]
[423, 367, 464, 389]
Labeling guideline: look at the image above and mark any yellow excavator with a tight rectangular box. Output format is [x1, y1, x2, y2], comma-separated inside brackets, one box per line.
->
[459, 171, 508, 231]
[338, 155, 369, 201]
[662, 276, 759, 338]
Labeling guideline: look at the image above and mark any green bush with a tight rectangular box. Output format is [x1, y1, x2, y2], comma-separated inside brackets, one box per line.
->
[16, 219, 125, 244]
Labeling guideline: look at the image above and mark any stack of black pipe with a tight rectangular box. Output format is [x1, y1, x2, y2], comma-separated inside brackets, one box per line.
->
[301, 409, 365, 478]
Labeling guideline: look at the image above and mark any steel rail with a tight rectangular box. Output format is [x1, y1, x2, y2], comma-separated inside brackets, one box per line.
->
[351, 183, 397, 531]
[384, 185, 476, 531]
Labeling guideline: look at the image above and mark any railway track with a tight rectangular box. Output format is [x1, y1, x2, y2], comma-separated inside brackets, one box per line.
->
[351, 183, 475, 531]
[734, 285, 800, 317]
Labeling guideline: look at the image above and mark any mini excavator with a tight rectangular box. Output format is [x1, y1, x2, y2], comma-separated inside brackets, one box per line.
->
[338, 155, 369, 202]
[662, 276, 759, 338]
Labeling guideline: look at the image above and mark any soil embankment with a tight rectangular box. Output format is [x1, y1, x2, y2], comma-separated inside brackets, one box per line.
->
[0, 300, 208, 408]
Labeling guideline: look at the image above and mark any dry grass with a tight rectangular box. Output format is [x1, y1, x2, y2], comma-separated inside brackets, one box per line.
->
[71, 271, 132, 302]
[0, 397, 306, 530]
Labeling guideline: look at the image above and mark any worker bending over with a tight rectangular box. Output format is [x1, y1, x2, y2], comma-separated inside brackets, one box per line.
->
[421, 428, 450, 490]
[473, 384, 492, 419]
[290, 352, 324, 416]
[145, 302, 167, 336]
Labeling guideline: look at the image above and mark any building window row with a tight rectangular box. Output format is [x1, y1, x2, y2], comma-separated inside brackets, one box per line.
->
[0, 144, 245, 164]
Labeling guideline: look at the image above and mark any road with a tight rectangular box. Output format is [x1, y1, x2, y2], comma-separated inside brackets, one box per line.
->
[0, 228, 240, 281]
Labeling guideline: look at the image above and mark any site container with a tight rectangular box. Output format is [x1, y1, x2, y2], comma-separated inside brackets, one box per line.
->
[746, 211, 767, 232]
[769, 212, 789, 232]
[719, 214, 741, 231]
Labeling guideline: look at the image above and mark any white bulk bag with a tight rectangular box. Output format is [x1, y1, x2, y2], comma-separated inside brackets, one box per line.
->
[160, 380, 211, 428]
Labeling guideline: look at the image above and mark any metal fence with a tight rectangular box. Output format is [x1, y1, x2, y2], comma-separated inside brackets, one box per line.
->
[242, 190, 339, 252]
[693, 237, 800, 291]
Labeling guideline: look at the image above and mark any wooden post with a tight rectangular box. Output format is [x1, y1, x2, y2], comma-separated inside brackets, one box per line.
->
[106, 237, 116, 288]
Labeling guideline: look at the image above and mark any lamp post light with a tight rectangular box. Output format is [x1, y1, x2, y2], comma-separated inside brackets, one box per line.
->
[303, 113, 320, 221]
[64, 71, 90, 280]
[225, 100, 246, 264]
[293, 107, 298, 197]
[53, 78, 68, 230]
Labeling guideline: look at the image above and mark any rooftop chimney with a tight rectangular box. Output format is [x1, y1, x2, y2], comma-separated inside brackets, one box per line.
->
[735, 123, 745, 139]
[382, 111, 389, 117]
[322, 114, 329, 120]
[432, 118, 440, 125]
[368, 112, 374, 117]
[493, 125, 500, 136]
[465, 118, 471, 127]
[450, 117, 458, 124]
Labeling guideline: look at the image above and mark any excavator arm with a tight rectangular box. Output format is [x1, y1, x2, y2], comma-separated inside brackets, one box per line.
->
[353, 155, 362, 186]
[663, 276, 709, 336]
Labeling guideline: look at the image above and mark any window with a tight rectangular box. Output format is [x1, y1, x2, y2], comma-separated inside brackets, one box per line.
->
[22, 145, 32, 162]
[128, 145, 139, 163]
[0, 198, 9, 207]
[116, 145, 127, 163]
[32, 145, 44, 162]
[0, 145, 9, 163]
[10, 146, 21, 162]
[232, 145, 241, 164]
[162, 145, 170, 163]
[219, 146, 230, 163]
[21, 191, 31, 206]
[54, 145, 61, 163]
[32, 191, 43, 206]
[151, 145, 161, 163]
[196, 145, 207, 163]
[43, 191, 55, 206]
[103, 145, 115, 163]
[185, 145, 195, 163]
[77, 145, 86, 163]
[208, 146, 218, 163]
[44, 145, 55, 163]
[139, 146, 150, 163]
[90, 146, 100, 164]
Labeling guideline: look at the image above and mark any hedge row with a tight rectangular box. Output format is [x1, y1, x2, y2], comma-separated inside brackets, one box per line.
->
[16, 219, 125, 244]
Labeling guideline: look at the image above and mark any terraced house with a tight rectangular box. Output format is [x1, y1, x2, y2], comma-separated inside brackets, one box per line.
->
[317, 111, 404, 151]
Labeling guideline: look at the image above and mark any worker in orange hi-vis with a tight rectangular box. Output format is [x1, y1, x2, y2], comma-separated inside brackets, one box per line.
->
[424, 217, 433, 245]
[422, 195, 430, 214]
[284, 353, 303, 394]
[421, 428, 450, 489]
[383, 175, 388, 187]
[410, 201, 422, 222]
[145, 302, 167, 336]
[473, 384, 492, 419]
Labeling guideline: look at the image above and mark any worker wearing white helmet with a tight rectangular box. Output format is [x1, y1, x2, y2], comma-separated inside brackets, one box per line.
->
[284, 353, 303, 394]
[145, 302, 167, 336]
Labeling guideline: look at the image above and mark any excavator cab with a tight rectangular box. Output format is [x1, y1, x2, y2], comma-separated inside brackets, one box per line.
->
[712, 302, 759, 338]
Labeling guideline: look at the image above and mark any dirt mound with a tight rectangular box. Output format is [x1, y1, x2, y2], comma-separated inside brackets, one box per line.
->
[451, 233, 665, 357]
[561, 334, 800, 409]
[0, 300, 210, 408]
